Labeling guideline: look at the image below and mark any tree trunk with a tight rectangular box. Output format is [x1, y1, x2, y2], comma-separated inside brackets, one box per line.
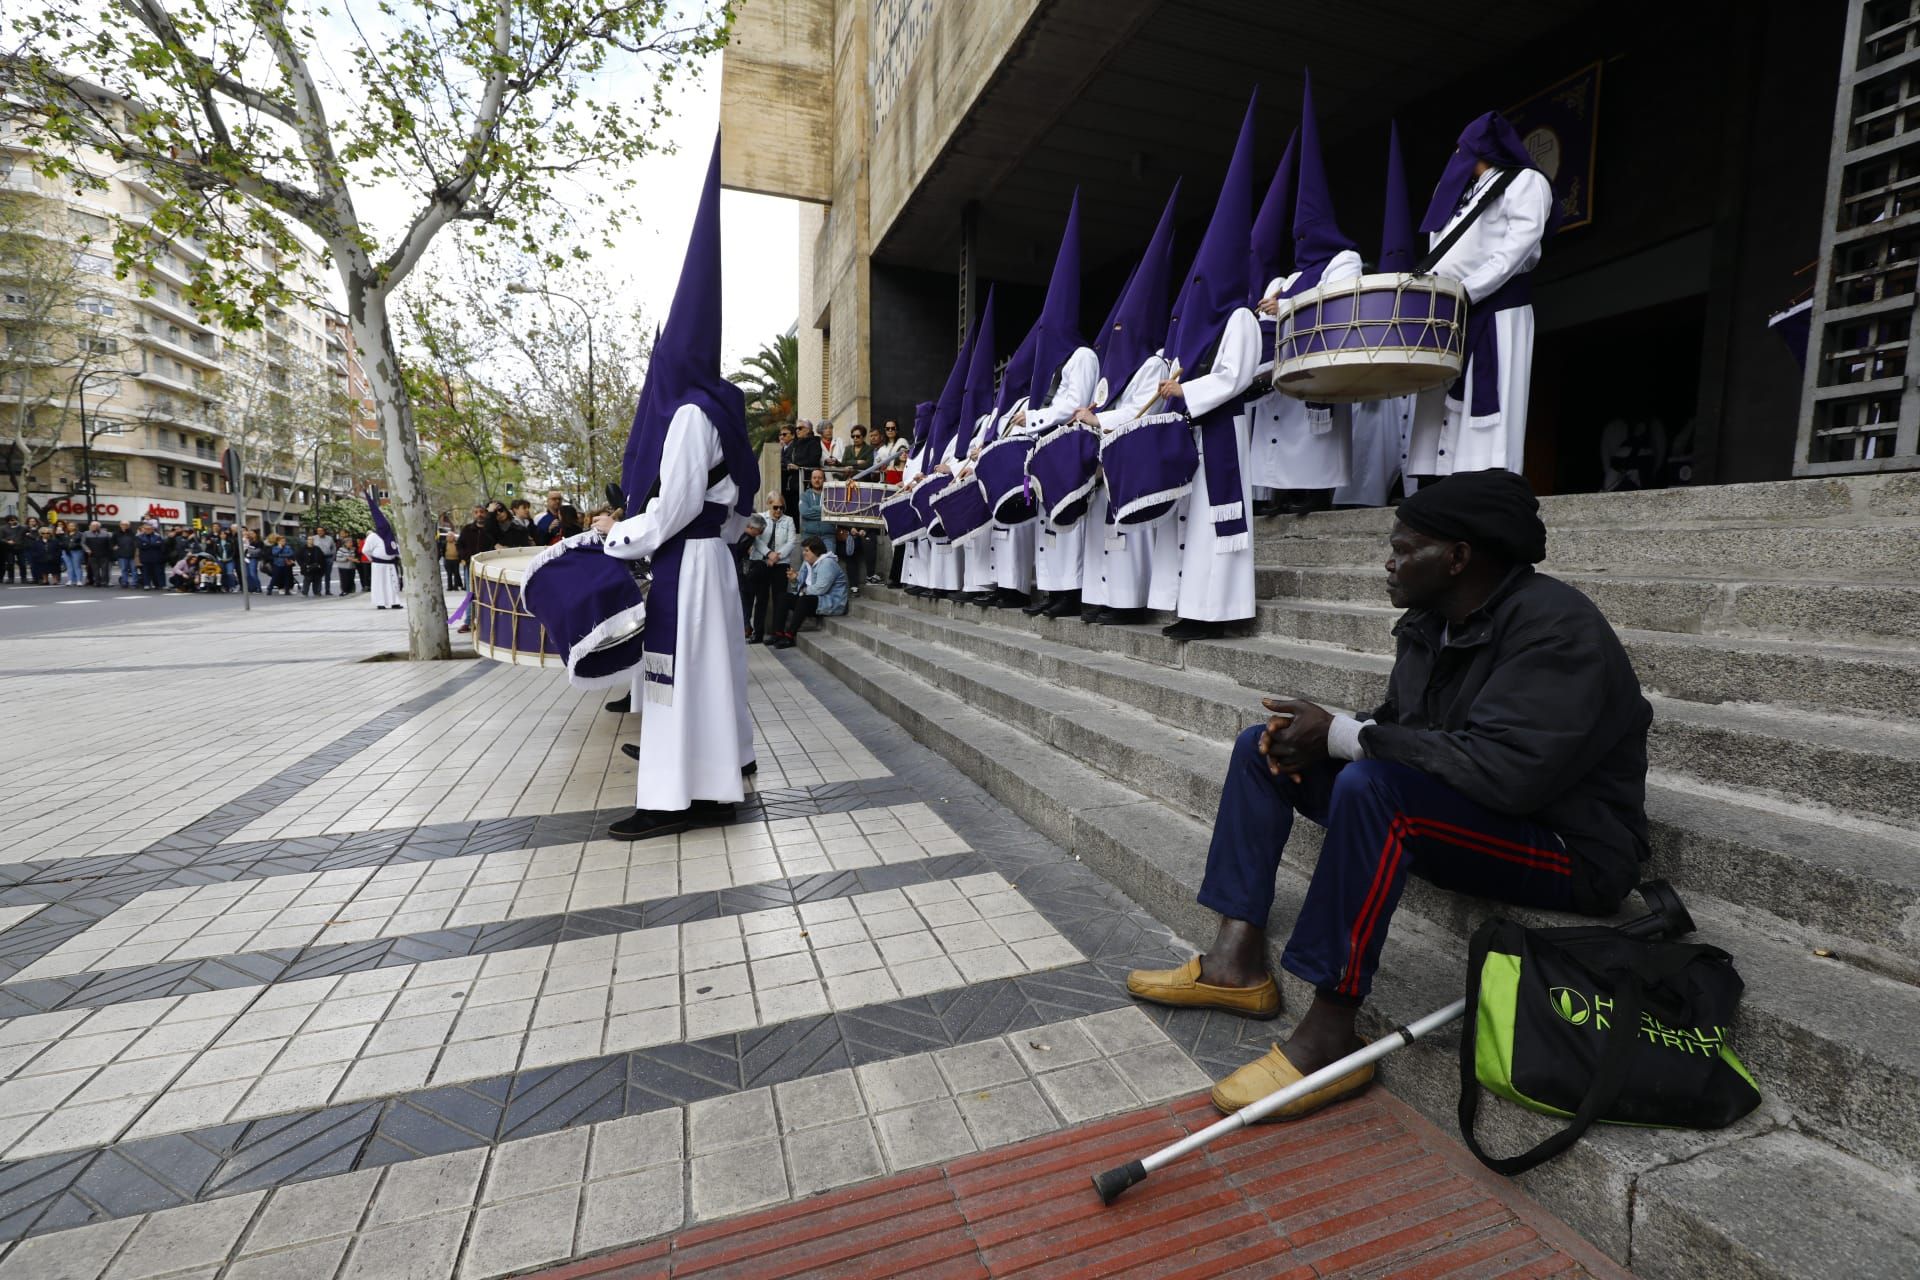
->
[346, 272, 452, 660]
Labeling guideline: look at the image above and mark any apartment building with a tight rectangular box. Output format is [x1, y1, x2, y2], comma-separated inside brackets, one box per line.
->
[1, 120, 361, 530]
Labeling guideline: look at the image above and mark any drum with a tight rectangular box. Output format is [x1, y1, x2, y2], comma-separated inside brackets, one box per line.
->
[881, 487, 927, 544]
[470, 549, 562, 669]
[823, 480, 892, 529]
[931, 475, 993, 543]
[1271, 272, 1468, 403]
[975, 436, 1037, 525]
[1025, 424, 1100, 527]
[1100, 411, 1198, 525]
[910, 476, 956, 544]
[511, 544, 649, 690]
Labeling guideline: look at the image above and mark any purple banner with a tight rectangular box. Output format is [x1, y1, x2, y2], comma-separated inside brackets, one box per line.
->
[1508, 61, 1602, 232]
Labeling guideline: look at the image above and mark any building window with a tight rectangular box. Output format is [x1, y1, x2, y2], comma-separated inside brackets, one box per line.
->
[1, 291, 27, 307]
[72, 251, 111, 275]
[183, 470, 197, 491]
[73, 211, 111, 241]
[91, 418, 124, 435]
[204, 471, 218, 491]
[157, 464, 174, 487]
[81, 337, 117, 355]
[76, 297, 114, 317]
[88, 458, 128, 481]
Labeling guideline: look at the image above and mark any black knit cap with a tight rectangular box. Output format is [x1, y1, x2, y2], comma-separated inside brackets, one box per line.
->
[1394, 468, 1547, 565]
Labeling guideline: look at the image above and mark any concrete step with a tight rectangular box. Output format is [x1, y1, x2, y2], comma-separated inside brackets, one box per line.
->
[795, 627, 1920, 1278]
[1255, 521, 1920, 579]
[1254, 564, 1920, 644]
[1291, 473, 1920, 534]
[860, 591, 1920, 829]
[1252, 597, 1920, 720]
[838, 597, 1920, 965]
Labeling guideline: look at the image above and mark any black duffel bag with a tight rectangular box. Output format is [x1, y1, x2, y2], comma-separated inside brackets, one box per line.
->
[1458, 917, 1762, 1176]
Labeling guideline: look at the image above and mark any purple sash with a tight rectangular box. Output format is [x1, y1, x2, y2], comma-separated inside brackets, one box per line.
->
[1025, 425, 1100, 527]
[639, 501, 728, 706]
[1448, 271, 1530, 417]
[910, 477, 955, 544]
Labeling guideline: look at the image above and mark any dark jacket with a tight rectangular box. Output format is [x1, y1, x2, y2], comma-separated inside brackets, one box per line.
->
[457, 520, 493, 560]
[494, 517, 539, 549]
[113, 529, 138, 557]
[790, 435, 823, 477]
[137, 532, 167, 563]
[83, 530, 114, 558]
[1358, 567, 1650, 907]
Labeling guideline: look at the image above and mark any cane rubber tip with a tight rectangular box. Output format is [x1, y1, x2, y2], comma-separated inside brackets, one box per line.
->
[1092, 1160, 1147, 1205]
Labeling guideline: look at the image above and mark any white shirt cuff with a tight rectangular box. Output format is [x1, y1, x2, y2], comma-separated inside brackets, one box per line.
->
[1328, 715, 1373, 761]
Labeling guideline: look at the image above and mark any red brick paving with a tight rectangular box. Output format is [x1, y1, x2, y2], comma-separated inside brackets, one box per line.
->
[526, 1089, 1628, 1280]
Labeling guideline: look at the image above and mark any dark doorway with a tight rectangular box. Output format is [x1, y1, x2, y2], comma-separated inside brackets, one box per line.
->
[1528, 294, 1709, 496]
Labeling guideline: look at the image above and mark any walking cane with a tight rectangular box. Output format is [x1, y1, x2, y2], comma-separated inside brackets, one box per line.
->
[1092, 881, 1695, 1205]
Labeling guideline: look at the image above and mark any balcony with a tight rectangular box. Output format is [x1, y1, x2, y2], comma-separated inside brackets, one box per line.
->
[135, 365, 221, 401]
[135, 291, 214, 334]
[131, 324, 221, 370]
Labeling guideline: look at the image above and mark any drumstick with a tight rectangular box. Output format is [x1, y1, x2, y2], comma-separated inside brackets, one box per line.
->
[1129, 359, 1183, 422]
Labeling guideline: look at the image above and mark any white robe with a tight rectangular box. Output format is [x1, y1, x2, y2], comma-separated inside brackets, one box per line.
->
[362, 532, 401, 608]
[958, 412, 998, 593]
[604, 403, 749, 812]
[1086, 353, 1168, 609]
[1407, 167, 1552, 477]
[983, 398, 1037, 595]
[1337, 392, 1416, 506]
[901, 447, 929, 588]
[1176, 308, 1261, 622]
[923, 435, 964, 591]
[1249, 257, 1362, 492]
[1023, 347, 1100, 593]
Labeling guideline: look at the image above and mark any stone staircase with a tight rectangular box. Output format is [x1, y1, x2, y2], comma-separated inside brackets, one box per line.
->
[792, 473, 1920, 1279]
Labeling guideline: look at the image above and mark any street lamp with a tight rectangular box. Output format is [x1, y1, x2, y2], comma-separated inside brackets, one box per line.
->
[507, 283, 596, 497]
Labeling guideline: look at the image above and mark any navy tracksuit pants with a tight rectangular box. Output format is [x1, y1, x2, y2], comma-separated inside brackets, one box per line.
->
[1200, 723, 1588, 1002]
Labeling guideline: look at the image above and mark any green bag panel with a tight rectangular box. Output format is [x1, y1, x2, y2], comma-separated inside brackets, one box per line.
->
[1473, 950, 1575, 1118]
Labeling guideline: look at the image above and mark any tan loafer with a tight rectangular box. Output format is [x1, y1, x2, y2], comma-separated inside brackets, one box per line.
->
[1210, 1042, 1374, 1120]
[1125, 956, 1281, 1020]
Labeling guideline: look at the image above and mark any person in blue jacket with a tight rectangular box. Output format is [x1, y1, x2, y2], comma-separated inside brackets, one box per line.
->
[769, 536, 846, 649]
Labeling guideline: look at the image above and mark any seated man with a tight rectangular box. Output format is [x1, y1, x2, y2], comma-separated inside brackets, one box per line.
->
[1127, 469, 1649, 1120]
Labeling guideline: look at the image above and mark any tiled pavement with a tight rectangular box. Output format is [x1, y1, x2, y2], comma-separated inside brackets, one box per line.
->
[0, 594, 1599, 1277]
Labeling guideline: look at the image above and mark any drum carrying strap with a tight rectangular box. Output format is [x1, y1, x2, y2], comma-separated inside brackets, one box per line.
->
[1415, 167, 1521, 275]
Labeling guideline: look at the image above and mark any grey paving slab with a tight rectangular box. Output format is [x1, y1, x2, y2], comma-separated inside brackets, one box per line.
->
[872, 1098, 976, 1170]
[785, 1117, 886, 1198]
[689, 1138, 788, 1222]
[338, 1209, 469, 1280]
[460, 1184, 579, 1280]
[575, 1165, 683, 1255]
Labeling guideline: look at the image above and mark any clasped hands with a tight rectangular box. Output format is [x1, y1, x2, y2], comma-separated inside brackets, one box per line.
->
[1257, 697, 1333, 782]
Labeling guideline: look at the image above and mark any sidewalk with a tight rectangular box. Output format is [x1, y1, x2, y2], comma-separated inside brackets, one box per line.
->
[0, 595, 1614, 1278]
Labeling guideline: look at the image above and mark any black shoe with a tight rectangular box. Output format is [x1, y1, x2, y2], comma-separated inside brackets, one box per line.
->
[990, 589, 1031, 609]
[606, 693, 632, 714]
[770, 636, 796, 649]
[742, 760, 758, 777]
[621, 743, 639, 761]
[690, 799, 737, 824]
[1020, 593, 1051, 616]
[905, 586, 928, 597]
[1079, 606, 1109, 625]
[1253, 498, 1284, 518]
[1279, 489, 1334, 517]
[1042, 593, 1082, 619]
[1161, 618, 1225, 641]
[1104, 607, 1149, 626]
[608, 808, 692, 841]
[747, 634, 766, 644]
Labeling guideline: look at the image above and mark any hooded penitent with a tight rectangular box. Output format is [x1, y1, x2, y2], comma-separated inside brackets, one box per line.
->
[957, 287, 999, 453]
[1099, 179, 1182, 403]
[1028, 189, 1087, 408]
[1281, 71, 1358, 301]
[362, 486, 397, 563]
[1167, 89, 1258, 550]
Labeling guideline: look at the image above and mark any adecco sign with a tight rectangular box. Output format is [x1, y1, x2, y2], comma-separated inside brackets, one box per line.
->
[4, 494, 189, 525]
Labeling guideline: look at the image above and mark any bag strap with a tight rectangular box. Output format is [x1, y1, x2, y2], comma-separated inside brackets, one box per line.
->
[1457, 920, 1649, 1177]
[1415, 167, 1523, 274]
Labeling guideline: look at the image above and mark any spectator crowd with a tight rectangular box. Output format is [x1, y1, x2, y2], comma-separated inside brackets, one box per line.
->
[0, 514, 380, 596]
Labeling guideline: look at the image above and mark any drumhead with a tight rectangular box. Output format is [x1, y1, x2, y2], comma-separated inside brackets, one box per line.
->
[471, 547, 542, 586]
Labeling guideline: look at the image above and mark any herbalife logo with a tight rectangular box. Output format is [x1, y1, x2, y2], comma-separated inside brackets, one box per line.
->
[1550, 986, 1594, 1026]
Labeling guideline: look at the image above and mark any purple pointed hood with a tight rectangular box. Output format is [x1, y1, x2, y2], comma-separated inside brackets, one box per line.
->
[364, 485, 394, 545]
[1092, 261, 1135, 365]
[1283, 71, 1358, 299]
[1248, 129, 1298, 303]
[909, 400, 935, 453]
[1100, 179, 1181, 395]
[925, 319, 977, 463]
[1378, 120, 1416, 271]
[1028, 190, 1086, 404]
[1167, 89, 1258, 378]
[995, 324, 1039, 418]
[620, 135, 756, 517]
[956, 287, 998, 451]
[1419, 109, 1550, 235]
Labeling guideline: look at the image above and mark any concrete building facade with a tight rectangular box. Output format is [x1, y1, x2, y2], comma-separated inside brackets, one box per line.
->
[722, 0, 1871, 493]
[1, 117, 359, 530]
